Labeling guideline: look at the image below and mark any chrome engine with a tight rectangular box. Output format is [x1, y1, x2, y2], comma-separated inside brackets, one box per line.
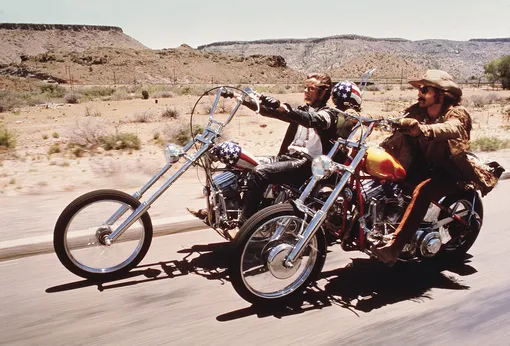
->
[210, 171, 243, 222]
[361, 180, 444, 257]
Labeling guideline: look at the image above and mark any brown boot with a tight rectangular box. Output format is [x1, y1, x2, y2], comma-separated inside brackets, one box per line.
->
[371, 242, 400, 266]
[186, 208, 208, 220]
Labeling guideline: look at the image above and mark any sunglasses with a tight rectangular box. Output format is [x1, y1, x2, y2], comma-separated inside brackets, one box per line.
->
[418, 86, 435, 94]
[304, 85, 326, 92]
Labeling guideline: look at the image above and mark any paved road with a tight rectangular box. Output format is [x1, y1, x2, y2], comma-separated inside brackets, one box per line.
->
[1, 181, 509, 346]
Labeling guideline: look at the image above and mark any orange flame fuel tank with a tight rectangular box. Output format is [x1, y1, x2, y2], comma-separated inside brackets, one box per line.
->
[363, 146, 406, 181]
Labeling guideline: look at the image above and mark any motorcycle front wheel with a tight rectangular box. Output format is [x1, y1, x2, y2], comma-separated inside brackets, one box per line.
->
[229, 203, 326, 305]
[53, 189, 153, 280]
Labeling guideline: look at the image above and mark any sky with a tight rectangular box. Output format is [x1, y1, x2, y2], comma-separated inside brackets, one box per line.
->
[1, 0, 510, 49]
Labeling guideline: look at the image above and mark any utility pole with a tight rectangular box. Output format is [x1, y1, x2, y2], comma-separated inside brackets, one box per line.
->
[65, 65, 74, 90]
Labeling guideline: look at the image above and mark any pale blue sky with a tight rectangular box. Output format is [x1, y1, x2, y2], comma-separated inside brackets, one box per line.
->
[1, 0, 509, 49]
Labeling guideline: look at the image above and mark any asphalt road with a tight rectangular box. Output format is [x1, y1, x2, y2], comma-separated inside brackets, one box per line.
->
[1, 180, 509, 346]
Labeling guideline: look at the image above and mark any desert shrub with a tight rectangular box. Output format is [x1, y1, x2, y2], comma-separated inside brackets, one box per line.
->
[166, 123, 205, 145]
[152, 90, 174, 98]
[0, 91, 24, 112]
[470, 136, 510, 151]
[176, 85, 208, 96]
[48, 143, 61, 155]
[161, 107, 179, 119]
[111, 89, 132, 101]
[141, 90, 149, 99]
[72, 146, 85, 157]
[133, 110, 155, 123]
[203, 102, 213, 114]
[467, 93, 503, 108]
[502, 106, 510, 121]
[79, 86, 115, 99]
[100, 132, 141, 150]
[52, 132, 59, 138]
[39, 84, 66, 98]
[0, 124, 16, 149]
[68, 118, 108, 148]
[218, 99, 233, 113]
[84, 107, 102, 117]
[64, 92, 82, 104]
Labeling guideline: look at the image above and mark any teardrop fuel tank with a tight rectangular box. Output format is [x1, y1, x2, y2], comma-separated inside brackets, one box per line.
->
[363, 146, 406, 181]
[214, 141, 260, 171]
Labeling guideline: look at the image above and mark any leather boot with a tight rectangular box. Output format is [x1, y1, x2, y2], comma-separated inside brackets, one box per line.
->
[371, 241, 400, 266]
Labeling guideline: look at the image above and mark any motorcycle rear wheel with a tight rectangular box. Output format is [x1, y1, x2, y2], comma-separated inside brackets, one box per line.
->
[438, 190, 483, 257]
[53, 189, 153, 280]
[229, 203, 326, 305]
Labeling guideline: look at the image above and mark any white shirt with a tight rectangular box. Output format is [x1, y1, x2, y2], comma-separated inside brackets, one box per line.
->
[287, 125, 322, 158]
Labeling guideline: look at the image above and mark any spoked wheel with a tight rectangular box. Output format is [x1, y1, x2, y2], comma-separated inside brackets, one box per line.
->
[229, 204, 326, 305]
[53, 189, 153, 280]
[438, 190, 483, 257]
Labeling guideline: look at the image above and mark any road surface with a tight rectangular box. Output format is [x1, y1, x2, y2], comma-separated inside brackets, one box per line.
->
[1, 180, 509, 345]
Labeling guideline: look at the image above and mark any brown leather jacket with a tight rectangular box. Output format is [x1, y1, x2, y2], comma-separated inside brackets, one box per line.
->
[381, 103, 501, 195]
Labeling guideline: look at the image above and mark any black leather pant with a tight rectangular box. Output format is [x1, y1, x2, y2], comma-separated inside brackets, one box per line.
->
[242, 154, 311, 220]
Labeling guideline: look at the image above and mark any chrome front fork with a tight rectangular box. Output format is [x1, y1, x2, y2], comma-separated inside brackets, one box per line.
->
[284, 147, 367, 267]
[104, 140, 210, 244]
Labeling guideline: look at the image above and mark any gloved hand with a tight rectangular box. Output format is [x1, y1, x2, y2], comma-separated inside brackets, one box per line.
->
[220, 89, 234, 98]
[399, 118, 422, 137]
[260, 95, 281, 109]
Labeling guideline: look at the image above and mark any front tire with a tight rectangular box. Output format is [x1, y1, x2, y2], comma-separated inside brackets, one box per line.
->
[53, 189, 153, 280]
[229, 203, 326, 305]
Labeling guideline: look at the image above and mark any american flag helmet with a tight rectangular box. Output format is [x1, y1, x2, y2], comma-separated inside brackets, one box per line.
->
[332, 81, 362, 110]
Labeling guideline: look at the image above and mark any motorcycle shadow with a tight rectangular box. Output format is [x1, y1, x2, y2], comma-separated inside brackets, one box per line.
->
[217, 255, 476, 321]
[45, 241, 233, 293]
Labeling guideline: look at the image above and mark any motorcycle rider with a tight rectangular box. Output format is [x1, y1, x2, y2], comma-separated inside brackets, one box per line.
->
[189, 73, 352, 226]
[238, 72, 344, 222]
[371, 69, 474, 265]
[330, 80, 363, 139]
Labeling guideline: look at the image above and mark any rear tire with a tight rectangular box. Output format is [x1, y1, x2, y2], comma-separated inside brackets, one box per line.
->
[438, 190, 483, 258]
[229, 203, 326, 305]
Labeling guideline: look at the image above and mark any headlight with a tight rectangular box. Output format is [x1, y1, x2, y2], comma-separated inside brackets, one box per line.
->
[165, 143, 184, 163]
[311, 155, 334, 179]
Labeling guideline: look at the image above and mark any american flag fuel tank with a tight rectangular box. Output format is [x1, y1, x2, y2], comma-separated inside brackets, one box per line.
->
[214, 141, 259, 170]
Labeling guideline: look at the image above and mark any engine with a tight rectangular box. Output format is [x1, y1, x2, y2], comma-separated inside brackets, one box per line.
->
[362, 180, 444, 257]
[210, 171, 243, 218]
[361, 180, 410, 246]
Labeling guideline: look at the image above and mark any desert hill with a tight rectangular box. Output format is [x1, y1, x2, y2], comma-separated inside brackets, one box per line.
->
[0, 23, 148, 65]
[0, 23, 303, 87]
[0, 46, 302, 86]
[198, 35, 510, 79]
[1, 24, 510, 87]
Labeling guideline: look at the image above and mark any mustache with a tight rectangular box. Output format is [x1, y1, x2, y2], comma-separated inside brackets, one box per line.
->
[418, 97, 426, 102]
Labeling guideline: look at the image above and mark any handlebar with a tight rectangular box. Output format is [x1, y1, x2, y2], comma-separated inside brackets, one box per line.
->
[219, 86, 262, 114]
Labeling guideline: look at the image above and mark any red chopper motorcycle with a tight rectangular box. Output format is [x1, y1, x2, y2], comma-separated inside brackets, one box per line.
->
[229, 112, 491, 305]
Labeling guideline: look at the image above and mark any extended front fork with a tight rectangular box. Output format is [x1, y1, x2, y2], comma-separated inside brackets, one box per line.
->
[102, 89, 244, 245]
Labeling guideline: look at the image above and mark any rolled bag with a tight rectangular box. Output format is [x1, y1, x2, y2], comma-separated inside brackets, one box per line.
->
[451, 152, 505, 196]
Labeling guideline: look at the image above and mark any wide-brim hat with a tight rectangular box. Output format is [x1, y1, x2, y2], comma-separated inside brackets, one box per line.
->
[409, 69, 462, 98]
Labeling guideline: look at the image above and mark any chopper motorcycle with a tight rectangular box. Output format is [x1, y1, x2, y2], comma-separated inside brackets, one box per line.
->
[228, 112, 500, 305]
[53, 86, 301, 280]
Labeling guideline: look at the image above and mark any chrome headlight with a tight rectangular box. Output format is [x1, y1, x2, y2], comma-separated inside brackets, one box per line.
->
[311, 155, 334, 179]
[164, 143, 184, 163]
